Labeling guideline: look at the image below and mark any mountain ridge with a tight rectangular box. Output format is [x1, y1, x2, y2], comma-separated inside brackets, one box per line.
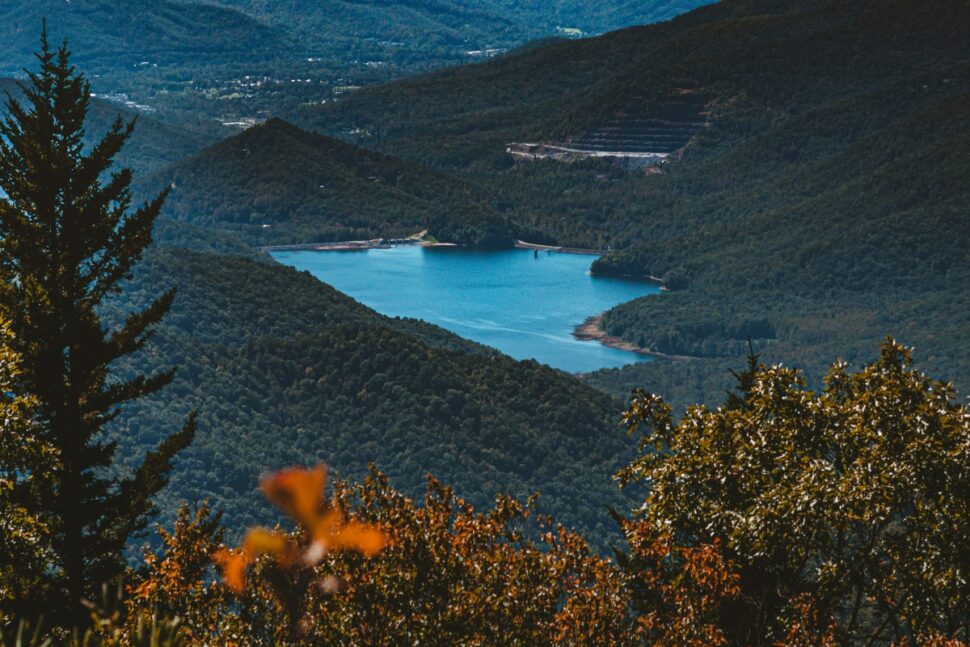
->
[142, 117, 524, 246]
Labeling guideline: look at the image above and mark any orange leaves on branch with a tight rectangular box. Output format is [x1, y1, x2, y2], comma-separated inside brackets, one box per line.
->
[308, 471, 641, 645]
[213, 465, 387, 594]
[312, 509, 388, 558]
[777, 594, 838, 647]
[128, 503, 228, 644]
[263, 465, 387, 558]
[212, 548, 249, 595]
[621, 518, 740, 647]
[262, 465, 328, 530]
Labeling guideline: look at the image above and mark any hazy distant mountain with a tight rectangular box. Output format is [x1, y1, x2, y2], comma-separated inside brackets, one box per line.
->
[0, 0, 713, 78]
[208, 0, 714, 52]
[209, 0, 518, 49]
[0, 0, 285, 72]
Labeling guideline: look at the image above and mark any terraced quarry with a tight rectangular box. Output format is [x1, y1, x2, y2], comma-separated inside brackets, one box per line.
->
[508, 90, 709, 166]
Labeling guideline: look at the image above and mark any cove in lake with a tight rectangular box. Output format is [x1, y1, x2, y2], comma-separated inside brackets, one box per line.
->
[271, 246, 661, 373]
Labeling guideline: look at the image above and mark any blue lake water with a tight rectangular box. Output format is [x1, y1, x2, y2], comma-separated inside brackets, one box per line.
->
[271, 246, 661, 373]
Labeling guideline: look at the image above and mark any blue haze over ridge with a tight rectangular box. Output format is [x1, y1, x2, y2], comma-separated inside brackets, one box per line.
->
[272, 246, 660, 373]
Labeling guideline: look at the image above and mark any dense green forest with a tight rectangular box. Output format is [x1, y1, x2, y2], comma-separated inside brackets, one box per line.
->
[104, 240, 636, 547]
[290, 0, 970, 405]
[140, 119, 523, 247]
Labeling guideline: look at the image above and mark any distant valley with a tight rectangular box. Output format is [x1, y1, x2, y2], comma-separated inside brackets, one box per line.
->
[0, 0, 713, 137]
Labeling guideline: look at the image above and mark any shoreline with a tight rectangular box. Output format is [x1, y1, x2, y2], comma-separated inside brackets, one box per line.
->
[513, 240, 606, 256]
[591, 269, 667, 287]
[515, 241, 666, 283]
[259, 238, 436, 253]
[259, 239, 390, 252]
[260, 236, 667, 281]
[573, 314, 692, 362]
[262, 237, 613, 256]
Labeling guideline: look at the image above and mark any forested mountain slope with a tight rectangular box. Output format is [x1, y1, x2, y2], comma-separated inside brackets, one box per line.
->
[142, 118, 521, 246]
[492, 0, 714, 34]
[299, 0, 967, 171]
[207, 0, 518, 57]
[293, 0, 970, 404]
[0, 0, 713, 143]
[106, 243, 634, 547]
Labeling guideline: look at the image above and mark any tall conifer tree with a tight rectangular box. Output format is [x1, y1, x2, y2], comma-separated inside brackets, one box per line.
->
[0, 31, 194, 624]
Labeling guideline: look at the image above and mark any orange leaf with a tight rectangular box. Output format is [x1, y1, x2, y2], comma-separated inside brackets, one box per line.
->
[243, 527, 293, 563]
[331, 520, 388, 557]
[213, 548, 249, 594]
[261, 465, 327, 529]
[311, 509, 388, 558]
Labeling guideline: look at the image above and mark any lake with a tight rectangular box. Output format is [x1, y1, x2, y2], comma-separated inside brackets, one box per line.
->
[271, 246, 661, 373]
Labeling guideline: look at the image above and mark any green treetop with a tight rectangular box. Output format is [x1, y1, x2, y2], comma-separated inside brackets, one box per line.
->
[618, 338, 970, 644]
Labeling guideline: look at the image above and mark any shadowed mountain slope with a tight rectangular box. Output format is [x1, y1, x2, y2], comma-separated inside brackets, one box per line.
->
[142, 118, 522, 246]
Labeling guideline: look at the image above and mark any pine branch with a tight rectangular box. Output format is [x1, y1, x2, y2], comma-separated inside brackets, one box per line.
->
[105, 289, 176, 360]
[116, 412, 198, 536]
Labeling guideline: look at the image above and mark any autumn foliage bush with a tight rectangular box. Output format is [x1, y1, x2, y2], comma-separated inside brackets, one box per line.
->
[126, 468, 643, 645]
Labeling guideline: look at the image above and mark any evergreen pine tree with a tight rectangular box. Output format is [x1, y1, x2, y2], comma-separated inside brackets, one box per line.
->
[0, 30, 194, 625]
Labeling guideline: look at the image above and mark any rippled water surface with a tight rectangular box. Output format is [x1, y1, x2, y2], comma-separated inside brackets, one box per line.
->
[272, 246, 661, 373]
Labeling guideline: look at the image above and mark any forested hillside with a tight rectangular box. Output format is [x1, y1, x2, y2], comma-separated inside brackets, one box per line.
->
[105, 243, 634, 547]
[294, 0, 970, 404]
[0, 0, 711, 137]
[0, 0, 719, 166]
[207, 0, 518, 60]
[492, 0, 714, 34]
[142, 119, 521, 246]
[2, 0, 711, 76]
